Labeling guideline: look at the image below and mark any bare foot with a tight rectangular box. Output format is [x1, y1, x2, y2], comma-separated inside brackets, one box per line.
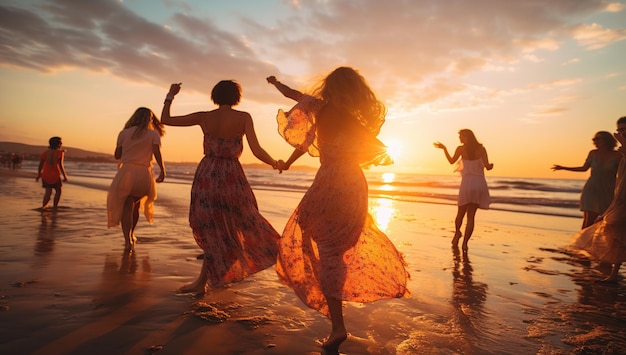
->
[452, 232, 461, 246]
[177, 281, 206, 296]
[322, 332, 347, 352]
[124, 234, 138, 252]
[461, 236, 470, 251]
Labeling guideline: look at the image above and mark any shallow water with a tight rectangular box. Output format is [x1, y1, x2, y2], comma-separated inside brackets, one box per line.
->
[1, 168, 624, 354]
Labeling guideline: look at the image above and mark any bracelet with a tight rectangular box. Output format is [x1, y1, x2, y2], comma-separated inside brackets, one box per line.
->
[164, 94, 175, 104]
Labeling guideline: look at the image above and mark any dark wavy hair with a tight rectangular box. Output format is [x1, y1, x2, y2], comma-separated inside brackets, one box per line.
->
[211, 80, 242, 106]
[48, 136, 62, 149]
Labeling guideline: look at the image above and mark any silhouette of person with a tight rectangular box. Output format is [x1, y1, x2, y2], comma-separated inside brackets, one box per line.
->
[267, 68, 409, 353]
[451, 247, 488, 346]
[571, 116, 626, 282]
[161, 81, 281, 295]
[434, 129, 493, 250]
[107, 107, 166, 252]
[552, 131, 621, 229]
[36, 137, 68, 209]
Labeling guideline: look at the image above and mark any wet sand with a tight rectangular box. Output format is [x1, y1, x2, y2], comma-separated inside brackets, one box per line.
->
[1, 168, 625, 354]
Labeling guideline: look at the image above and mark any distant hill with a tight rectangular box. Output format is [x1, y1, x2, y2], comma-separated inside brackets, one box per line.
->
[0, 141, 114, 162]
[0, 141, 318, 170]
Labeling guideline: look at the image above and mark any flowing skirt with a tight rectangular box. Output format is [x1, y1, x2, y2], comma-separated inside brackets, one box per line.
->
[107, 163, 156, 228]
[189, 155, 280, 288]
[276, 160, 409, 317]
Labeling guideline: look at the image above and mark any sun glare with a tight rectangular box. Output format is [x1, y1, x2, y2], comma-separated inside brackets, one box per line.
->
[370, 198, 396, 231]
[382, 172, 395, 183]
[384, 139, 403, 162]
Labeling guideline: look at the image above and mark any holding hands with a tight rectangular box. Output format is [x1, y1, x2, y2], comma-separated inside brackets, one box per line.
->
[274, 160, 289, 172]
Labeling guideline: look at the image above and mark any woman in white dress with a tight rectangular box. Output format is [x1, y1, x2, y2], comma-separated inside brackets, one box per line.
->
[107, 107, 166, 252]
[434, 129, 493, 250]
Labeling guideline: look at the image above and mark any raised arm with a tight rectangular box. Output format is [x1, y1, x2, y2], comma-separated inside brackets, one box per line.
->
[434, 141, 461, 164]
[243, 114, 279, 169]
[161, 83, 203, 127]
[551, 151, 592, 172]
[266, 76, 303, 102]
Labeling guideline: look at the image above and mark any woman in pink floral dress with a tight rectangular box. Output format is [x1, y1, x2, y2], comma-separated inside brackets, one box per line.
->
[267, 68, 409, 352]
[161, 80, 281, 295]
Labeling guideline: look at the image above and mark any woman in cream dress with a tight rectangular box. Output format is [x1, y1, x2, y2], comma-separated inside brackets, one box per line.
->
[434, 129, 494, 251]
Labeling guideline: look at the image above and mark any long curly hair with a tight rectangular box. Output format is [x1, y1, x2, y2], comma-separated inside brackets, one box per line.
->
[124, 107, 165, 138]
[313, 67, 386, 135]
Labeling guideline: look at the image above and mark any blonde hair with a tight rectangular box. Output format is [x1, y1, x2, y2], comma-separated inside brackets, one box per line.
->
[313, 67, 386, 135]
[124, 107, 165, 138]
[459, 129, 482, 156]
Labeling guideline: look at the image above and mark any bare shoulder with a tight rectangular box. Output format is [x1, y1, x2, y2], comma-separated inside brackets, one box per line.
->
[202, 110, 218, 117]
[232, 109, 252, 118]
[236, 110, 253, 126]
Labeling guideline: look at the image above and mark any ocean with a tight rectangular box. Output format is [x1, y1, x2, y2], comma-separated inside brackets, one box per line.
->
[19, 159, 585, 220]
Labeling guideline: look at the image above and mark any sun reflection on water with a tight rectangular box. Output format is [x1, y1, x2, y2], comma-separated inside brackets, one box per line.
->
[370, 198, 397, 232]
[382, 172, 395, 183]
[379, 172, 396, 192]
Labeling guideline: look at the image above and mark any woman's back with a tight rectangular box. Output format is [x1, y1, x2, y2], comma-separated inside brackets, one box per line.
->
[460, 144, 484, 161]
[200, 107, 247, 139]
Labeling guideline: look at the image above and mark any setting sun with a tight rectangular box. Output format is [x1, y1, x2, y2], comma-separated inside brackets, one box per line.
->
[384, 139, 404, 162]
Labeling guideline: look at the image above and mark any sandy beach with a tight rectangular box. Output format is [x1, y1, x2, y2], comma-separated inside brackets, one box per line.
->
[1, 167, 625, 355]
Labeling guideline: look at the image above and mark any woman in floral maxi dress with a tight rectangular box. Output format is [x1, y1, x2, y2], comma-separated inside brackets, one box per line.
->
[267, 68, 409, 352]
[161, 80, 281, 294]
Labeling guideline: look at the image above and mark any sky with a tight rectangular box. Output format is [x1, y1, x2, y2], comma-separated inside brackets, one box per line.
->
[1, 0, 625, 179]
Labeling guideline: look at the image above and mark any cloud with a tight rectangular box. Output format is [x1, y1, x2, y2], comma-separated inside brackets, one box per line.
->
[573, 23, 626, 50]
[606, 2, 625, 12]
[530, 106, 569, 117]
[526, 78, 583, 91]
[246, 0, 615, 102]
[0, 1, 278, 99]
[0, 0, 621, 106]
[562, 58, 581, 65]
[527, 93, 584, 121]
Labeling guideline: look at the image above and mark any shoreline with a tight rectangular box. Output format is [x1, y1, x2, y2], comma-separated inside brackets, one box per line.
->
[1, 167, 624, 354]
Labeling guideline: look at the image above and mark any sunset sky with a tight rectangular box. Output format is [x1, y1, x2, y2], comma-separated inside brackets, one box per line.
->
[1, 0, 625, 178]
